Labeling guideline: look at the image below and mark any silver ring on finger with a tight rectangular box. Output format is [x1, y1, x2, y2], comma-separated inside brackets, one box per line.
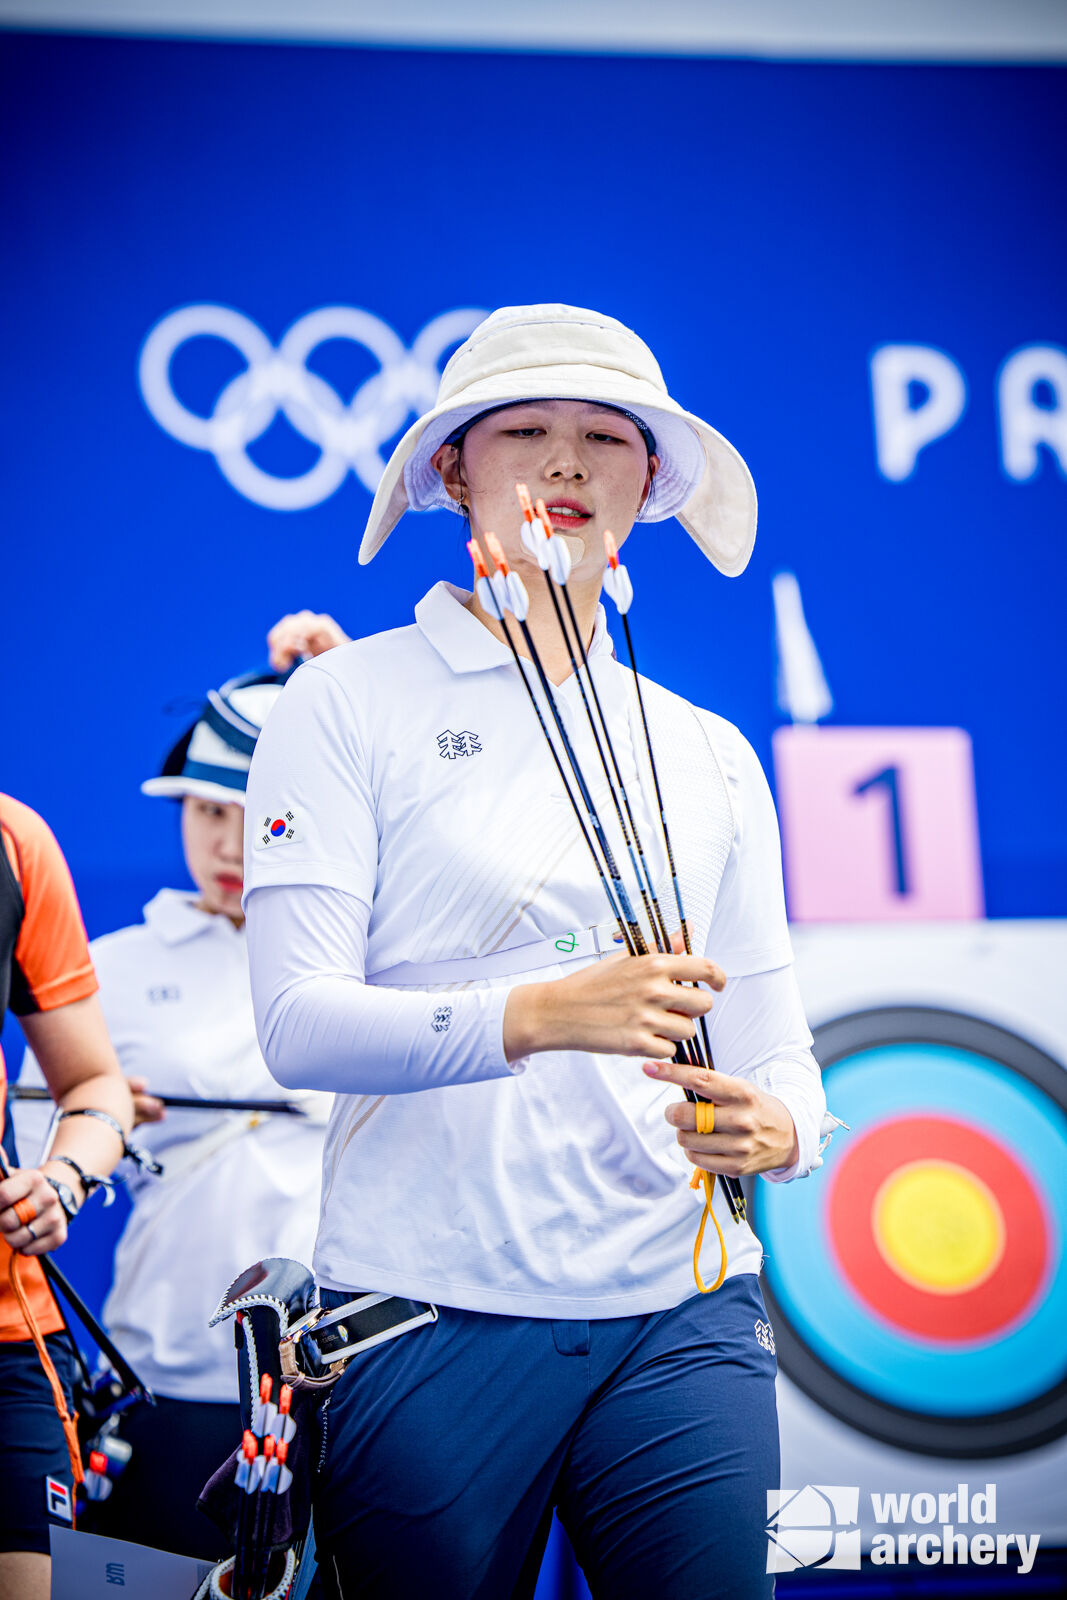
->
[25, 1221, 38, 1241]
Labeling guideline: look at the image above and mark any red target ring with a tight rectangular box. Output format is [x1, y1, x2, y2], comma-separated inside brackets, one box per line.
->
[827, 1115, 1049, 1343]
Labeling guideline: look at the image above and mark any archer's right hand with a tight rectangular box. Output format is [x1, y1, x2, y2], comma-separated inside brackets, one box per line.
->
[502, 950, 725, 1063]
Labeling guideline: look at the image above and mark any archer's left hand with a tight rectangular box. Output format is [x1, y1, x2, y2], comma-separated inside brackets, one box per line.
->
[0, 1165, 69, 1256]
[643, 1059, 800, 1177]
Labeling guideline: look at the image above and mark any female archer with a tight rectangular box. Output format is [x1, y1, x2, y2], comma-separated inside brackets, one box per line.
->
[244, 304, 827, 1598]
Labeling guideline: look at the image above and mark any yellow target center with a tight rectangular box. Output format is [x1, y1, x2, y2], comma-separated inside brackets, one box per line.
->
[872, 1160, 1005, 1293]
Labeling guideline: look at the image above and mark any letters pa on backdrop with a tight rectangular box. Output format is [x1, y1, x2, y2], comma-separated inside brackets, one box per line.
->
[870, 343, 1067, 482]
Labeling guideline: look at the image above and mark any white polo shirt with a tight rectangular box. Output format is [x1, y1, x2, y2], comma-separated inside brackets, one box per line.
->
[15, 890, 330, 1401]
[243, 581, 825, 1318]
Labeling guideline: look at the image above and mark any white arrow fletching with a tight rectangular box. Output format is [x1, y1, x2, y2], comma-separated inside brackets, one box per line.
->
[522, 517, 551, 569]
[505, 571, 530, 621]
[603, 563, 633, 614]
[547, 534, 572, 585]
[489, 570, 509, 613]
[475, 575, 497, 615]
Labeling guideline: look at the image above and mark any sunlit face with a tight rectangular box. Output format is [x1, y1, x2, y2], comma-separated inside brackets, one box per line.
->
[432, 400, 657, 581]
[180, 796, 245, 920]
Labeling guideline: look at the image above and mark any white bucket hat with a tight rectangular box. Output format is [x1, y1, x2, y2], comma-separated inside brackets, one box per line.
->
[358, 303, 757, 575]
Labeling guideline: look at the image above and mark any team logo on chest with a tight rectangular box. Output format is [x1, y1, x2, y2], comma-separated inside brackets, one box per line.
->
[436, 729, 482, 759]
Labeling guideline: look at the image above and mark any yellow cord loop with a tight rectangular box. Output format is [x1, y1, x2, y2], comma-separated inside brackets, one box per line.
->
[690, 1100, 728, 1292]
[691, 1171, 728, 1294]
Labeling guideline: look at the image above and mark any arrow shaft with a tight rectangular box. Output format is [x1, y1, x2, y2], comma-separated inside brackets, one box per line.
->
[616, 612, 746, 1221]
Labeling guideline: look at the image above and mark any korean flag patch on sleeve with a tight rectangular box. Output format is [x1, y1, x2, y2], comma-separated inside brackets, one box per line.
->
[255, 809, 303, 848]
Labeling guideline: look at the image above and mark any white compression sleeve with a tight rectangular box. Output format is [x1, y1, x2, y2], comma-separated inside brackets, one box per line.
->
[245, 883, 514, 1095]
[705, 963, 827, 1182]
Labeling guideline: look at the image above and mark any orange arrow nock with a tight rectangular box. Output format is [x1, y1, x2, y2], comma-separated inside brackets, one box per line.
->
[515, 483, 534, 520]
[259, 1375, 272, 1404]
[534, 497, 554, 535]
[604, 530, 619, 569]
[263, 1434, 276, 1461]
[484, 531, 510, 576]
[279, 1385, 293, 1414]
[467, 538, 489, 579]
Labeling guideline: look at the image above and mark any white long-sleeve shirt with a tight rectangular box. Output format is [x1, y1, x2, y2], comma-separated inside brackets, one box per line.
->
[14, 890, 330, 1401]
[243, 581, 826, 1317]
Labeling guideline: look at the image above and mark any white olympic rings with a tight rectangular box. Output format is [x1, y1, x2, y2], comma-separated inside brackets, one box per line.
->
[138, 304, 485, 511]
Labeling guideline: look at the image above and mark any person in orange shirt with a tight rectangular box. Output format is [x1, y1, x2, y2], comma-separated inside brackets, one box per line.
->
[0, 793, 133, 1600]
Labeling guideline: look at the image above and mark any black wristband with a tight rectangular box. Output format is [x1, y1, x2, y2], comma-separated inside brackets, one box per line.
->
[43, 1174, 80, 1221]
[57, 1107, 163, 1177]
[50, 1153, 116, 1208]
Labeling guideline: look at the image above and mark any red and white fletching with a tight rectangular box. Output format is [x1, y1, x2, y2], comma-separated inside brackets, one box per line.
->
[276, 1437, 293, 1496]
[270, 1411, 296, 1444]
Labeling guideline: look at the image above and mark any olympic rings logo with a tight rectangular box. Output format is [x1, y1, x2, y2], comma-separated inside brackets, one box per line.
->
[138, 304, 485, 511]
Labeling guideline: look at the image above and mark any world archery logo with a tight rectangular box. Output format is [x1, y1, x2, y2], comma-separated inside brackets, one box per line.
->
[766, 1485, 862, 1573]
[437, 730, 482, 759]
[255, 809, 302, 849]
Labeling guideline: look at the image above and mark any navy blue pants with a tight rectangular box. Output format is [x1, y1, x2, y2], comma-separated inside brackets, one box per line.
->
[313, 1274, 779, 1599]
[0, 1332, 77, 1554]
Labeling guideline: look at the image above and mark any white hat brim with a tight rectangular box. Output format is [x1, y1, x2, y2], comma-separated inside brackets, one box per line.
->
[358, 366, 757, 576]
[141, 777, 247, 806]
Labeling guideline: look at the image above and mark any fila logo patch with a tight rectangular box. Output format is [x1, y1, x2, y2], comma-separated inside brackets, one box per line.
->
[255, 809, 302, 848]
[437, 729, 482, 759]
[45, 1476, 73, 1521]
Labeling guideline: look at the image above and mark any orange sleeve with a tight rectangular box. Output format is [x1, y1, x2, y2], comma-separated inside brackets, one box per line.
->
[0, 794, 98, 1015]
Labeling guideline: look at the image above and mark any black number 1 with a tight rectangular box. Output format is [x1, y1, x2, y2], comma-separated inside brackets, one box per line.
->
[853, 764, 909, 895]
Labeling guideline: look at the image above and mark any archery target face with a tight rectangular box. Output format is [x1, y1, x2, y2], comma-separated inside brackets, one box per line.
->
[752, 1007, 1067, 1458]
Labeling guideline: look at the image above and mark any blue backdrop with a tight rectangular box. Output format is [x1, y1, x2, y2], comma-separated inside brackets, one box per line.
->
[3, 31, 1064, 956]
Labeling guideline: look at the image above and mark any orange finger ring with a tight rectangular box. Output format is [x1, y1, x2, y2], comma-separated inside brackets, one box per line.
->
[695, 1100, 716, 1135]
[13, 1197, 37, 1227]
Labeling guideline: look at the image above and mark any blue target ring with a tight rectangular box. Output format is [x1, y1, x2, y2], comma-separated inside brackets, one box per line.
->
[751, 1007, 1067, 1458]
